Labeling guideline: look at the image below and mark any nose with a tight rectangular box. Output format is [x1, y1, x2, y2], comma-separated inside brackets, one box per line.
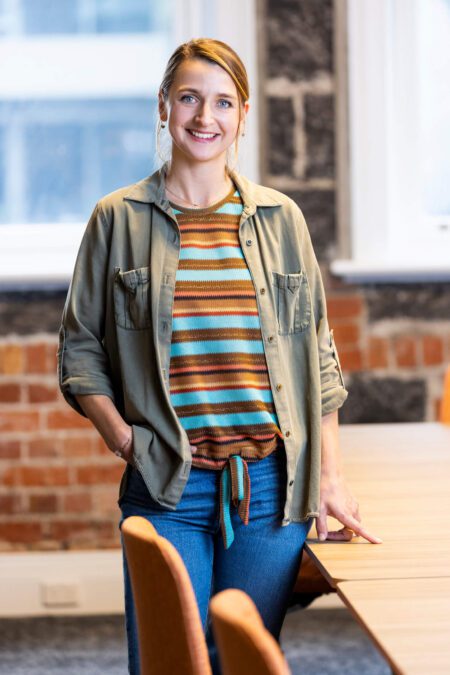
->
[194, 100, 214, 126]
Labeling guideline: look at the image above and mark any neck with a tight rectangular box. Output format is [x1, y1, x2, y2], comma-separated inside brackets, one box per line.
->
[164, 152, 233, 207]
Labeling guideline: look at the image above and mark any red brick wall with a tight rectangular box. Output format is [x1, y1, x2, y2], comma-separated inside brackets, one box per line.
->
[1, 296, 449, 551]
[0, 337, 123, 551]
[327, 290, 448, 377]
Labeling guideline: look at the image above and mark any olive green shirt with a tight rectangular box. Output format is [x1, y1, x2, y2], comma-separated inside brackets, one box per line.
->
[57, 164, 348, 525]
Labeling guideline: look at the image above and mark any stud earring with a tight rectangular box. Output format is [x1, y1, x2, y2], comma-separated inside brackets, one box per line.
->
[161, 121, 166, 128]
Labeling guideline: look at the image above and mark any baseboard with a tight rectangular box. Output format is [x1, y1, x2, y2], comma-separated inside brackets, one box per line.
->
[0, 550, 125, 617]
[0, 549, 345, 618]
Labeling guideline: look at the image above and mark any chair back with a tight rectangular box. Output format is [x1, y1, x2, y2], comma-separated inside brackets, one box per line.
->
[121, 515, 211, 675]
[440, 364, 450, 424]
[210, 588, 291, 675]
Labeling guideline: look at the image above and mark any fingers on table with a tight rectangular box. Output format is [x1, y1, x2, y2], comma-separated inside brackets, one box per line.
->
[340, 514, 383, 544]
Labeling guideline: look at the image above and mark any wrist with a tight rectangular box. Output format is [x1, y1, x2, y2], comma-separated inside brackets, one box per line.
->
[113, 426, 133, 456]
[320, 463, 344, 481]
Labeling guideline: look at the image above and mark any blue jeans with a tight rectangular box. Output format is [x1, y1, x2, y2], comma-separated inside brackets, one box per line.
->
[118, 445, 313, 674]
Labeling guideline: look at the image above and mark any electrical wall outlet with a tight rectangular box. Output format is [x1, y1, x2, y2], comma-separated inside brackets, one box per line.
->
[40, 581, 80, 608]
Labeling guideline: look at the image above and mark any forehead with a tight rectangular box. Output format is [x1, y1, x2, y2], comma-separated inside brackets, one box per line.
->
[172, 58, 237, 95]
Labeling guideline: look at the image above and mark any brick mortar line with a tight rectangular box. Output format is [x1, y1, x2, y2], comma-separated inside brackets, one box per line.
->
[345, 365, 448, 378]
[366, 319, 450, 333]
[0, 375, 60, 381]
[292, 88, 307, 179]
[0, 334, 59, 344]
[0, 461, 120, 468]
[265, 74, 334, 96]
[265, 176, 335, 190]
[0, 514, 118, 522]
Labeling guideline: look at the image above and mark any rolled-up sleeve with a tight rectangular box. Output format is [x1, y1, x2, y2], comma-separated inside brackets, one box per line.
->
[57, 202, 115, 417]
[297, 206, 349, 416]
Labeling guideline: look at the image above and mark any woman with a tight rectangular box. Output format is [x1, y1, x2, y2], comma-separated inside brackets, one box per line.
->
[57, 38, 381, 674]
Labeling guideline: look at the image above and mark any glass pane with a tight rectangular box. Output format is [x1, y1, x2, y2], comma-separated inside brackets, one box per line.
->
[25, 123, 83, 222]
[0, 127, 5, 221]
[95, 0, 152, 33]
[0, 99, 156, 224]
[8, 0, 167, 35]
[22, 0, 78, 35]
[0, 1, 173, 225]
[98, 121, 154, 198]
[418, 0, 450, 217]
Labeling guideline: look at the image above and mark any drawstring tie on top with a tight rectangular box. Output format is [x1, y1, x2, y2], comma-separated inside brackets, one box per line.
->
[219, 455, 250, 549]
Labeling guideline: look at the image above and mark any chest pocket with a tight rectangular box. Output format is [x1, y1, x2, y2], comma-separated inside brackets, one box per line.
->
[114, 266, 151, 330]
[272, 270, 311, 334]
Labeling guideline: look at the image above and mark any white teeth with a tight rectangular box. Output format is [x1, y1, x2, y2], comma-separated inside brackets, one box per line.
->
[189, 130, 217, 139]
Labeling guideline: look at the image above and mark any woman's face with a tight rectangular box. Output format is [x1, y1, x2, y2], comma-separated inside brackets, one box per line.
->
[159, 58, 248, 167]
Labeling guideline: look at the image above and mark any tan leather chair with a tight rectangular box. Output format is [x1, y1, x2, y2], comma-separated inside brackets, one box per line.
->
[440, 364, 450, 424]
[210, 588, 291, 675]
[121, 515, 211, 675]
[294, 550, 334, 595]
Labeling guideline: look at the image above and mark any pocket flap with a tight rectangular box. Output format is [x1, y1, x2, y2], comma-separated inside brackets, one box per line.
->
[272, 271, 303, 292]
[116, 266, 150, 293]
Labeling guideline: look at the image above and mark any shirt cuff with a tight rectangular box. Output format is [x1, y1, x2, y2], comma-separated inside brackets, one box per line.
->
[60, 375, 116, 418]
[321, 386, 349, 416]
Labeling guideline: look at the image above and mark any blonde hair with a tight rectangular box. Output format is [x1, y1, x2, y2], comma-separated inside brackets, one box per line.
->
[156, 38, 249, 172]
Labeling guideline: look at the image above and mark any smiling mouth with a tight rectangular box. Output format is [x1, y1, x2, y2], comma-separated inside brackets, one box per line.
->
[187, 129, 219, 141]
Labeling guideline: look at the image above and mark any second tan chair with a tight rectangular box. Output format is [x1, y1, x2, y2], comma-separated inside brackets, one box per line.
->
[210, 588, 291, 675]
[440, 364, 450, 424]
[121, 515, 212, 675]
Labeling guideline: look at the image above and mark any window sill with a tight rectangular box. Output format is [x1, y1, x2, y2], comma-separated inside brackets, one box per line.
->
[0, 223, 83, 290]
[330, 259, 450, 283]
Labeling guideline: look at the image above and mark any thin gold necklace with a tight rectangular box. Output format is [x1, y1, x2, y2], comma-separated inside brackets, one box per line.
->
[165, 180, 233, 209]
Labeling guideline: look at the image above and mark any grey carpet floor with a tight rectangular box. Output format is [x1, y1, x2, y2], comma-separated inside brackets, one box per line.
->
[0, 607, 391, 674]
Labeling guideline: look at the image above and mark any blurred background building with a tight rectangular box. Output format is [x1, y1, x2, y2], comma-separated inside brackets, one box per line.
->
[0, 0, 449, 552]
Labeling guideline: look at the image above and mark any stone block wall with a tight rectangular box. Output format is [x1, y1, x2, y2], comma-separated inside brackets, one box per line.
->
[0, 0, 449, 551]
[261, 0, 450, 424]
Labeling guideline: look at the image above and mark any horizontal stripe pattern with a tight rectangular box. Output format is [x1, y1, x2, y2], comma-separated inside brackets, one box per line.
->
[168, 184, 282, 464]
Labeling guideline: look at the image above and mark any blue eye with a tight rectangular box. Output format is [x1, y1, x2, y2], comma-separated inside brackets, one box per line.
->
[218, 99, 232, 108]
[180, 94, 195, 103]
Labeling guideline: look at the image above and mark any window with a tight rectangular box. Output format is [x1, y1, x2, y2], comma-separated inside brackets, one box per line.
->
[1, 99, 155, 224]
[332, 0, 450, 282]
[0, 0, 258, 286]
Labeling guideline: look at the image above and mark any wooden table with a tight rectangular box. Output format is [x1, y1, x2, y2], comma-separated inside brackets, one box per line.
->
[305, 422, 450, 585]
[303, 422, 450, 674]
[337, 578, 450, 675]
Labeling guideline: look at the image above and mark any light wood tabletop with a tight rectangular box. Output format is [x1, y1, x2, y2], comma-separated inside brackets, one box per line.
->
[337, 577, 450, 675]
[305, 422, 450, 586]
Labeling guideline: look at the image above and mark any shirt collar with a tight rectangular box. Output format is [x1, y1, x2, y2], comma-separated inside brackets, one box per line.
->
[123, 162, 283, 212]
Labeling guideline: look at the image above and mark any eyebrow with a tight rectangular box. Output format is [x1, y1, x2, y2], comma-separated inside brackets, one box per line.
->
[177, 87, 237, 100]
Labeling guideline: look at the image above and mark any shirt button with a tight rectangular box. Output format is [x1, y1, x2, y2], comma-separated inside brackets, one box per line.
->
[289, 480, 294, 486]
[246, 239, 252, 246]
[276, 383, 282, 391]
[268, 335, 274, 342]
[285, 430, 291, 437]
[260, 287, 266, 294]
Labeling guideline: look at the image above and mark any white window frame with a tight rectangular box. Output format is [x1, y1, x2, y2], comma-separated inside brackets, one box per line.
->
[332, 0, 450, 282]
[0, 0, 259, 287]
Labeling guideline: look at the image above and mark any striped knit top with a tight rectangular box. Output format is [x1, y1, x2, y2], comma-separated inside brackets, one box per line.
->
[168, 181, 284, 547]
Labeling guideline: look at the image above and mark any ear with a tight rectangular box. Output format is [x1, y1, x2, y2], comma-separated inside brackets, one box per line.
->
[240, 101, 249, 125]
[158, 91, 168, 121]
[239, 101, 250, 133]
